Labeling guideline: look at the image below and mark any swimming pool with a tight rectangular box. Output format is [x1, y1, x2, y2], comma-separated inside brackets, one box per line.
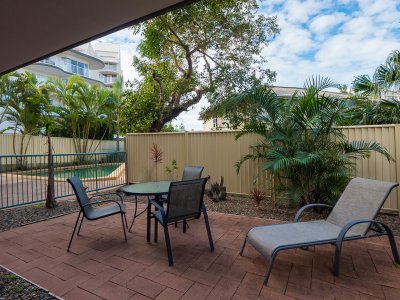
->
[34, 164, 121, 179]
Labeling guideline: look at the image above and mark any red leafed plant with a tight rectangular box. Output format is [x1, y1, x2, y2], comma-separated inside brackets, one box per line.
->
[150, 143, 163, 180]
[249, 187, 266, 207]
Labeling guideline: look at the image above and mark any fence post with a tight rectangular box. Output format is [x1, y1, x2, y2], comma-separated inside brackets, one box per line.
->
[95, 153, 99, 192]
[124, 137, 128, 184]
[395, 125, 400, 216]
[185, 131, 189, 166]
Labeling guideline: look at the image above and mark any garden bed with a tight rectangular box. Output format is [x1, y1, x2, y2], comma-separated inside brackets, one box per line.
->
[0, 266, 57, 300]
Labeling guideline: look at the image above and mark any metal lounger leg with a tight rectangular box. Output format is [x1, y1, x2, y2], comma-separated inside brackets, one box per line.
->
[385, 227, 400, 264]
[263, 254, 276, 285]
[68, 211, 82, 252]
[202, 203, 214, 252]
[240, 239, 247, 256]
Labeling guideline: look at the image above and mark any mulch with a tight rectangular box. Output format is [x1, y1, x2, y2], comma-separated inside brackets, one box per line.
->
[0, 266, 57, 300]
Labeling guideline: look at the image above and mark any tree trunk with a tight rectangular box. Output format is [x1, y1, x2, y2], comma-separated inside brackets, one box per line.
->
[46, 134, 57, 208]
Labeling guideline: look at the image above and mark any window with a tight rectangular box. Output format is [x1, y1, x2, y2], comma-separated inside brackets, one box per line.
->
[213, 118, 218, 128]
[104, 63, 117, 71]
[101, 74, 117, 84]
[64, 58, 88, 77]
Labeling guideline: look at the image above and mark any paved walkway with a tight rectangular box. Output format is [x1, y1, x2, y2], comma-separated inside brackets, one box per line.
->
[0, 203, 399, 299]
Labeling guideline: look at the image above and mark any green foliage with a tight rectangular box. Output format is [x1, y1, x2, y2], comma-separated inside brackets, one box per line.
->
[348, 50, 400, 125]
[47, 75, 119, 152]
[165, 159, 179, 180]
[0, 72, 50, 156]
[224, 76, 393, 207]
[120, 0, 279, 132]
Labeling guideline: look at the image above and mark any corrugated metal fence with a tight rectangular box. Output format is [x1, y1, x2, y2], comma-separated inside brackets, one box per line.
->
[0, 133, 124, 155]
[126, 125, 400, 214]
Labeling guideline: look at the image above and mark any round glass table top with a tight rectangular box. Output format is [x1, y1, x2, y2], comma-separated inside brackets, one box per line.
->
[120, 181, 172, 196]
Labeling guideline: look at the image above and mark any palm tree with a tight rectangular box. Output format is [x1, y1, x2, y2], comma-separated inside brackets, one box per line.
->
[224, 76, 393, 207]
[47, 76, 118, 154]
[353, 50, 400, 98]
[0, 72, 49, 168]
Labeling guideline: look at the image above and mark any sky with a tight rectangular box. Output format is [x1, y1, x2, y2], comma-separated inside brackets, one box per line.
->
[95, 0, 400, 131]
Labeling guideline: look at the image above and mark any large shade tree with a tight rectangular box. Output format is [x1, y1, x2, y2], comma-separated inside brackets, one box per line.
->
[120, 0, 279, 132]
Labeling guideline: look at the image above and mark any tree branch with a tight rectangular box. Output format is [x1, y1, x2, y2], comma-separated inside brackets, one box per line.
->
[152, 70, 165, 102]
[170, 46, 186, 76]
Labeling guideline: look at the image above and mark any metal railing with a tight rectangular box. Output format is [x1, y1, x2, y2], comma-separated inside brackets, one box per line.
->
[0, 152, 126, 209]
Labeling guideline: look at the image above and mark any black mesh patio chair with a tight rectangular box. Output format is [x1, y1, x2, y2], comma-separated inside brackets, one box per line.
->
[174, 165, 204, 230]
[67, 176, 128, 252]
[133, 165, 204, 232]
[240, 177, 400, 285]
[182, 165, 204, 180]
[150, 178, 214, 266]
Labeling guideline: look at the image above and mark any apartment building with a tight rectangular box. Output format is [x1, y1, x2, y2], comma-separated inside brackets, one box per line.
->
[21, 42, 122, 87]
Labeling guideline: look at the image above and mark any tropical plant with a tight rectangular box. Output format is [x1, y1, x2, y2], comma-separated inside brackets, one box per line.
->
[47, 75, 118, 153]
[353, 50, 400, 98]
[348, 50, 400, 125]
[0, 72, 50, 168]
[224, 76, 393, 207]
[119, 0, 279, 133]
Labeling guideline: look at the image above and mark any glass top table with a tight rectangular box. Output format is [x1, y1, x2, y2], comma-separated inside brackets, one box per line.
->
[120, 181, 172, 242]
[119, 181, 172, 196]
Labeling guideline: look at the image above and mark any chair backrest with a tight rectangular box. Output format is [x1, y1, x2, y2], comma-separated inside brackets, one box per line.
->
[326, 177, 398, 236]
[182, 166, 204, 181]
[67, 176, 91, 216]
[166, 178, 207, 222]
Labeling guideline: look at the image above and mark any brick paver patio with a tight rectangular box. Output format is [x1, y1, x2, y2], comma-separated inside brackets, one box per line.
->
[0, 202, 399, 299]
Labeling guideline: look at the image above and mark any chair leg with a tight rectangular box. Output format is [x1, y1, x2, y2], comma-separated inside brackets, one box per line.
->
[163, 223, 173, 266]
[121, 213, 127, 243]
[124, 213, 128, 230]
[67, 211, 82, 252]
[240, 239, 247, 256]
[183, 220, 187, 233]
[154, 215, 158, 243]
[202, 203, 214, 252]
[77, 213, 85, 236]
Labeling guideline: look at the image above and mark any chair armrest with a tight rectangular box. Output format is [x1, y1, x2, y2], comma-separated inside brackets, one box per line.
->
[149, 199, 167, 223]
[336, 219, 393, 246]
[294, 204, 333, 222]
[89, 192, 123, 203]
[83, 199, 124, 211]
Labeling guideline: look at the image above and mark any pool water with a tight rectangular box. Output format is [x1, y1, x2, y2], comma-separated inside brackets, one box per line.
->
[34, 164, 121, 179]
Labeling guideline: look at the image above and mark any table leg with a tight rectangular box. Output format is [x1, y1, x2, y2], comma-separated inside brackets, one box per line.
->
[154, 195, 160, 243]
[147, 199, 151, 243]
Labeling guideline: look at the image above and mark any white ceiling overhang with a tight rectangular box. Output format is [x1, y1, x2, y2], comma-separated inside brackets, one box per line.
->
[0, 0, 197, 76]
